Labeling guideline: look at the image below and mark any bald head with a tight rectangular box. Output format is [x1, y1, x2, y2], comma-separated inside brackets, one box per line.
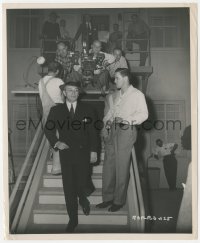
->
[113, 48, 122, 61]
[57, 42, 68, 57]
[91, 40, 102, 54]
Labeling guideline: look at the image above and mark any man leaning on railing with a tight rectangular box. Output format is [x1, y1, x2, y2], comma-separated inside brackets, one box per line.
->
[126, 13, 150, 66]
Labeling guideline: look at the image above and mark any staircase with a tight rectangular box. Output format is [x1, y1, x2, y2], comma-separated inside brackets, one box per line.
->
[24, 148, 130, 233]
[10, 122, 145, 234]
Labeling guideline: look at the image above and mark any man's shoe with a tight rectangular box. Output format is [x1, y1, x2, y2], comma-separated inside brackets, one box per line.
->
[66, 219, 78, 233]
[108, 204, 123, 212]
[96, 200, 113, 208]
[79, 198, 90, 216]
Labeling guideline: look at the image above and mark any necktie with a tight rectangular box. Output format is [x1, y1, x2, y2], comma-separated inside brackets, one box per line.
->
[70, 104, 75, 119]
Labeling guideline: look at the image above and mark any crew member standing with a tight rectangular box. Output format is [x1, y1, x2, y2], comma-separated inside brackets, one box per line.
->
[44, 81, 98, 232]
[96, 68, 148, 212]
[126, 13, 150, 66]
[42, 11, 61, 62]
[73, 15, 98, 53]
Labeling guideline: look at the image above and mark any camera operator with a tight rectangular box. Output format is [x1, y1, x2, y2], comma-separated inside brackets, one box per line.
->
[55, 42, 82, 83]
[88, 40, 115, 94]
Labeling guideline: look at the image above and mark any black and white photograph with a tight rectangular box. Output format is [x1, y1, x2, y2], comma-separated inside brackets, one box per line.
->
[2, 2, 197, 240]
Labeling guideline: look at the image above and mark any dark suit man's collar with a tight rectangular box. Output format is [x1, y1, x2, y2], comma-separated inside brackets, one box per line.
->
[66, 100, 77, 111]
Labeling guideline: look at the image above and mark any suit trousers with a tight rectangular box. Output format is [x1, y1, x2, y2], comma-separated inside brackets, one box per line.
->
[102, 123, 137, 205]
[59, 148, 90, 222]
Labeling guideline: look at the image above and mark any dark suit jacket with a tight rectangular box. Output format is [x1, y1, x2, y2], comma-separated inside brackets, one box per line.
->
[42, 21, 61, 39]
[44, 102, 98, 154]
[74, 22, 98, 52]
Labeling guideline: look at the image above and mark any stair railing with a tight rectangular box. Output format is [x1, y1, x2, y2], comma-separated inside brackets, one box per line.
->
[122, 37, 151, 66]
[127, 146, 145, 232]
[9, 122, 44, 232]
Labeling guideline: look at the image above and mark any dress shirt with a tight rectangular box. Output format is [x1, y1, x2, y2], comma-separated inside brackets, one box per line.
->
[153, 143, 175, 157]
[66, 101, 77, 112]
[103, 85, 148, 125]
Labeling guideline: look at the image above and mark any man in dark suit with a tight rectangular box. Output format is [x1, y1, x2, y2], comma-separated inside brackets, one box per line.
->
[73, 15, 98, 53]
[44, 81, 98, 233]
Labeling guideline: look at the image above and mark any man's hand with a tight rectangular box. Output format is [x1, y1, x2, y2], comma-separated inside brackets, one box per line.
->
[94, 69, 101, 75]
[101, 126, 109, 140]
[55, 141, 69, 150]
[90, 152, 97, 163]
[103, 60, 110, 67]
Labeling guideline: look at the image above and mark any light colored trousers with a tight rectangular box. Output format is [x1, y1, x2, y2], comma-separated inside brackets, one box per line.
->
[102, 123, 137, 205]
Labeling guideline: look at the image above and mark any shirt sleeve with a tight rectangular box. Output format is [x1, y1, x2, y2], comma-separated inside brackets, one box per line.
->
[124, 92, 148, 125]
[121, 57, 128, 68]
[104, 53, 115, 63]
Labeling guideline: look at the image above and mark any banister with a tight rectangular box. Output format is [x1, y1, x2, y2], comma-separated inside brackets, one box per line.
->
[128, 146, 145, 232]
[131, 147, 145, 231]
[10, 135, 46, 232]
[9, 123, 43, 211]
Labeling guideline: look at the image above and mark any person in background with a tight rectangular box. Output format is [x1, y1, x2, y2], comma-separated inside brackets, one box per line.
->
[176, 125, 192, 233]
[59, 19, 73, 49]
[108, 24, 123, 53]
[42, 11, 61, 62]
[55, 42, 73, 79]
[96, 68, 148, 212]
[55, 42, 83, 84]
[38, 61, 64, 123]
[60, 19, 71, 40]
[44, 81, 98, 233]
[73, 14, 98, 53]
[89, 40, 115, 94]
[151, 139, 178, 191]
[126, 13, 150, 66]
[42, 11, 61, 40]
[107, 48, 128, 82]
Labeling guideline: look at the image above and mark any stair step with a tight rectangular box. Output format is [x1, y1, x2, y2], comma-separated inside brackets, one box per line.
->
[33, 204, 128, 226]
[38, 188, 102, 205]
[26, 223, 130, 233]
[47, 160, 103, 174]
[43, 174, 102, 188]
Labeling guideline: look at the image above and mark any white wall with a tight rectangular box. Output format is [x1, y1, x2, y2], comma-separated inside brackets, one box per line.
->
[148, 49, 191, 125]
[7, 49, 41, 99]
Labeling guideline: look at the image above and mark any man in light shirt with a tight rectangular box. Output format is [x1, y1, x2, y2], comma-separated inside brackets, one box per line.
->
[96, 68, 148, 212]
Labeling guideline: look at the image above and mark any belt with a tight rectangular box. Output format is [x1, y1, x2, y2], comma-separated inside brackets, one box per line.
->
[115, 122, 135, 128]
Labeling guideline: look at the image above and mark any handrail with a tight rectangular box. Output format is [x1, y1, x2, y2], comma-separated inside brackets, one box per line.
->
[10, 134, 46, 233]
[9, 123, 43, 213]
[127, 146, 145, 232]
[131, 147, 145, 231]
